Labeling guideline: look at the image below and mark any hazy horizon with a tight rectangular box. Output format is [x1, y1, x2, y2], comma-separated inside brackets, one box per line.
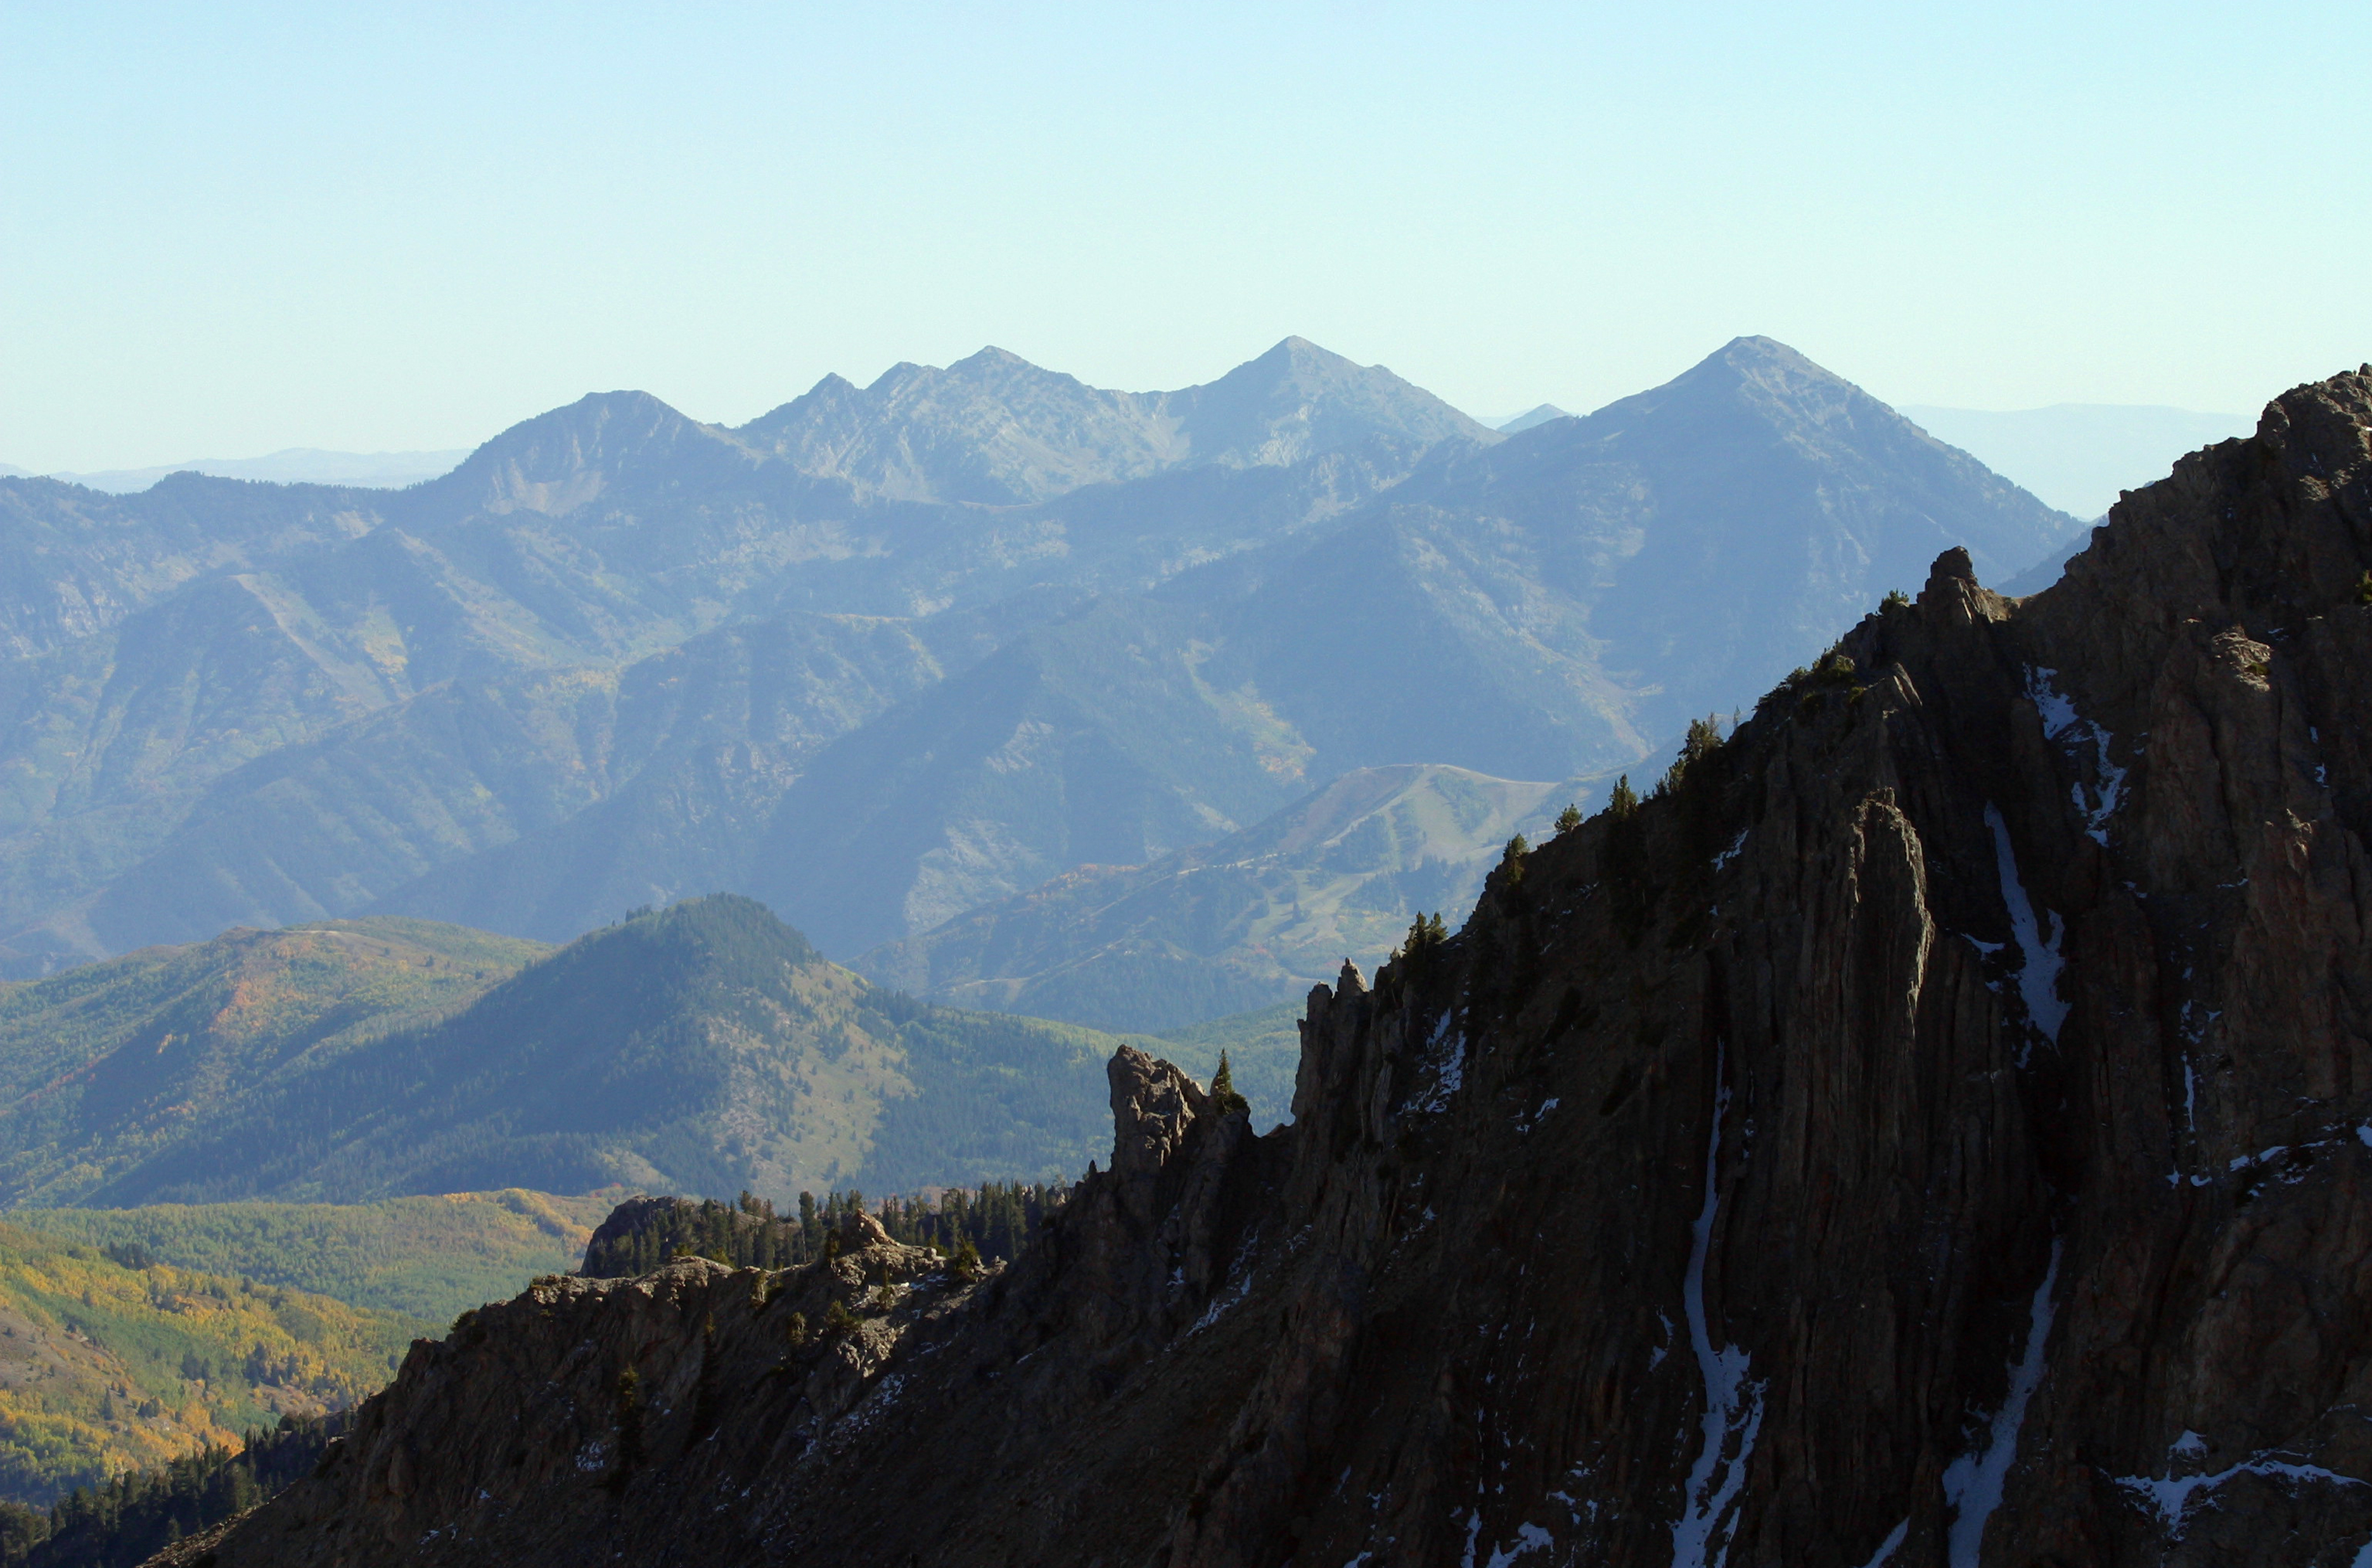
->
[6, 3, 2367, 472]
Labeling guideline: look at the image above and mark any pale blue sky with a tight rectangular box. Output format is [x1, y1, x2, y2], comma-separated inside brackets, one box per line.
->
[4, 1, 2367, 471]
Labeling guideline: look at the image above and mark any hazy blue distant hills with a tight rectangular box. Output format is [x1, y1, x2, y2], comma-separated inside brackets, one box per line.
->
[1901, 402, 2252, 519]
[1493, 404, 1570, 433]
[856, 763, 1575, 1031]
[0, 896, 1137, 1205]
[22, 449, 471, 494]
[0, 336, 2082, 976]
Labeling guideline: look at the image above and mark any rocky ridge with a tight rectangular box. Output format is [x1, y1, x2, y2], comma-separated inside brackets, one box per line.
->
[158, 366, 2372, 1566]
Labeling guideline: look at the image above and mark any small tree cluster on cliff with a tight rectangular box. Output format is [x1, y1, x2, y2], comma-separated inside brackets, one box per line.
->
[1395, 910, 1450, 976]
[1600, 774, 1651, 945]
[1498, 833, 1530, 889]
[1209, 1052, 1251, 1117]
[1554, 801, 1583, 835]
[1656, 716, 1725, 798]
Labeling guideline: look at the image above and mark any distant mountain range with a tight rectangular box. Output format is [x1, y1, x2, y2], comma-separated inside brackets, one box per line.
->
[0, 335, 2080, 1007]
[0, 449, 470, 494]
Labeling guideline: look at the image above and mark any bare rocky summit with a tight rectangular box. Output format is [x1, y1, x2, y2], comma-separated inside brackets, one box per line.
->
[159, 365, 2372, 1565]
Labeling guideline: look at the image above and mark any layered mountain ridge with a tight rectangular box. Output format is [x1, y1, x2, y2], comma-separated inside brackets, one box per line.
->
[161, 363, 2372, 1566]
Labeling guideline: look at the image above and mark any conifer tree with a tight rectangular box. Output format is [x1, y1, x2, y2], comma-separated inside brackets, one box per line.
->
[1499, 832, 1530, 888]
[1209, 1052, 1250, 1117]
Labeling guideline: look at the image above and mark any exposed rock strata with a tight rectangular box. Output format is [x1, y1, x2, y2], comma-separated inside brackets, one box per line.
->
[163, 366, 2372, 1565]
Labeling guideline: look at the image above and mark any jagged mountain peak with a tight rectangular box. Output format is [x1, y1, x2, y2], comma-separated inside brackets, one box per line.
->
[735, 348, 1175, 505]
[731, 338, 1494, 505]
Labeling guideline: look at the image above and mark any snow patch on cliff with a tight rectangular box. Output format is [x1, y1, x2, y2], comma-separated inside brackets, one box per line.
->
[1986, 804, 2068, 1049]
[1414, 1009, 1466, 1113]
[2028, 666, 2127, 845]
[1942, 1242, 2060, 1567]
[2117, 1448, 2367, 1535]
[1859, 1519, 1908, 1567]
[1670, 1052, 1765, 1568]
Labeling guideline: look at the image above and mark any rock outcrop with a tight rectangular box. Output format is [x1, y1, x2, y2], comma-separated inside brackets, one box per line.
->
[162, 365, 2372, 1566]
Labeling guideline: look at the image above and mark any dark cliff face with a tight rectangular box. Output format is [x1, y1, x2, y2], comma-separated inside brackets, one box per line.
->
[163, 367, 2372, 1567]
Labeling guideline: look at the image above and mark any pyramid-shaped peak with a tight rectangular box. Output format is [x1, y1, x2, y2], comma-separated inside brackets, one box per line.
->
[950, 345, 1039, 371]
[1241, 335, 1364, 376]
[1675, 336, 1845, 385]
[430, 388, 749, 517]
[1589, 338, 1882, 428]
[459, 388, 707, 459]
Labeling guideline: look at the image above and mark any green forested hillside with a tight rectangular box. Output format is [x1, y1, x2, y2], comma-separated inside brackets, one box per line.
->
[0, 897, 1145, 1205]
[6, 1190, 614, 1323]
[0, 1223, 420, 1505]
[0, 918, 547, 1208]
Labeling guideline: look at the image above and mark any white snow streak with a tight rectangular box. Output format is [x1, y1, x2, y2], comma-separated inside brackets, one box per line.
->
[1859, 1519, 1909, 1568]
[1941, 1242, 2060, 1568]
[1670, 1050, 1764, 1568]
[2027, 667, 2127, 845]
[1985, 804, 2068, 1049]
[2117, 1450, 2366, 1534]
